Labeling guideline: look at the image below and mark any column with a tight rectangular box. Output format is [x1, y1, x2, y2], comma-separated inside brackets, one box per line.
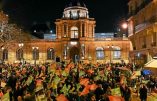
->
[84, 23, 86, 37]
[92, 25, 95, 38]
[80, 22, 82, 37]
[62, 24, 64, 37]
[66, 24, 68, 37]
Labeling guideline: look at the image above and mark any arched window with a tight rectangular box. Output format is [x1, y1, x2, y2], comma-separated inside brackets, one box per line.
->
[47, 48, 55, 60]
[96, 47, 104, 60]
[32, 47, 39, 60]
[113, 46, 121, 59]
[3, 49, 8, 60]
[71, 26, 78, 38]
[16, 49, 23, 60]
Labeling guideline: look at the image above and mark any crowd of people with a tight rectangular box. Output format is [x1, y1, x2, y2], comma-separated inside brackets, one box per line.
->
[0, 60, 156, 101]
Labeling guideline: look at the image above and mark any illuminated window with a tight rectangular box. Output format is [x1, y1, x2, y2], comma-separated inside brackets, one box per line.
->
[113, 46, 121, 59]
[96, 47, 104, 60]
[70, 42, 77, 45]
[47, 48, 55, 60]
[72, 10, 78, 18]
[71, 26, 78, 38]
[3, 49, 8, 60]
[16, 49, 23, 60]
[32, 48, 39, 60]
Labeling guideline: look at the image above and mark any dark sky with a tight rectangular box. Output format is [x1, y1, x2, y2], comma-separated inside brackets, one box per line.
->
[3, 0, 128, 33]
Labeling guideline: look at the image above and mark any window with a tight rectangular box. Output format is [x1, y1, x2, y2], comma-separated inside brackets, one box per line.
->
[82, 23, 85, 37]
[3, 49, 8, 60]
[71, 26, 78, 38]
[32, 48, 39, 60]
[16, 49, 23, 60]
[96, 47, 104, 60]
[47, 48, 55, 60]
[113, 46, 121, 59]
[153, 32, 156, 42]
[64, 23, 67, 35]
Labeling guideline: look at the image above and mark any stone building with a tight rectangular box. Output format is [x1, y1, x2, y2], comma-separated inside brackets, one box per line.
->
[0, 0, 131, 64]
[127, 0, 157, 65]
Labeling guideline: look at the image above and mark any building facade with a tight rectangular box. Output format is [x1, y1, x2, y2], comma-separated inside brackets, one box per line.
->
[127, 0, 157, 65]
[0, 1, 131, 64]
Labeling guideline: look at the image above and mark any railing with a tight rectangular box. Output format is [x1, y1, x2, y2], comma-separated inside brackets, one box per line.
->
[31, 39, 56, 42]
[135, 22, 150, 33]
[94, 37, 129, 41]
[135, 15, 157, 33]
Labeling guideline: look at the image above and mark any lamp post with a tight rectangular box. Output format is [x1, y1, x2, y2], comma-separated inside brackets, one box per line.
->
[107, 45, 113, 64]
[66, 46, 69, 59]
[0, 46, 4, 64]
[32, 47, 39, 66]
[121, 22, 128, 37]
[49, 48, 52, 60]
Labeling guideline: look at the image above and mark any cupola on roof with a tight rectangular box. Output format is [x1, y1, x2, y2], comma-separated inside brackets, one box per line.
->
[63, 0, 89, 19]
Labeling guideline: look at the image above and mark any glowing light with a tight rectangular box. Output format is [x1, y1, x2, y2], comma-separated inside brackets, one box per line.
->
[70, 42, 77, 45]
[122, 23, 128, 29]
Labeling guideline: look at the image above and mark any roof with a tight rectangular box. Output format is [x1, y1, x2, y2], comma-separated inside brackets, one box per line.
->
[144, 59, 157, 68]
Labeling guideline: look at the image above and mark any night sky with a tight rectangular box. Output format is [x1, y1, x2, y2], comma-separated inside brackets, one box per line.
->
[2, 0, 128, 33]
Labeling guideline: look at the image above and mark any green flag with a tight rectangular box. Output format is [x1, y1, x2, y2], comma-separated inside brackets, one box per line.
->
[26, 75, 33, 86]
[79, 70, 85, 77]
[1, 92, 10, 101]
[111, 87, 121, 96]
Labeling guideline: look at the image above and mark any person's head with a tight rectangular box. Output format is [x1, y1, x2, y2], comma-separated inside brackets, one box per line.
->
[140, 83, 145, 88]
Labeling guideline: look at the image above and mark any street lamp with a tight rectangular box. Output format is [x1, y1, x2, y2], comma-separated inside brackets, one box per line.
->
[64, 45, 69, 60]
[18, 43, 24, 48]
[0, 46, 4, 64]
[121, 22, 128, 37]
[32, 47, 39, 66]
[81, 44, 85, 60]
[121, 23, 128, 29]
[49, 48, 53, 60]
[107, 45, 113, 64]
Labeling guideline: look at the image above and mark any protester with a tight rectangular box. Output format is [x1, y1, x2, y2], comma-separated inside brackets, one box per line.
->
[0, 61, 152, 101]
[139, 84, 147, 101]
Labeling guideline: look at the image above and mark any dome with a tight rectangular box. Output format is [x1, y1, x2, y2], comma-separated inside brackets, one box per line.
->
[63, 0, 89, 19]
